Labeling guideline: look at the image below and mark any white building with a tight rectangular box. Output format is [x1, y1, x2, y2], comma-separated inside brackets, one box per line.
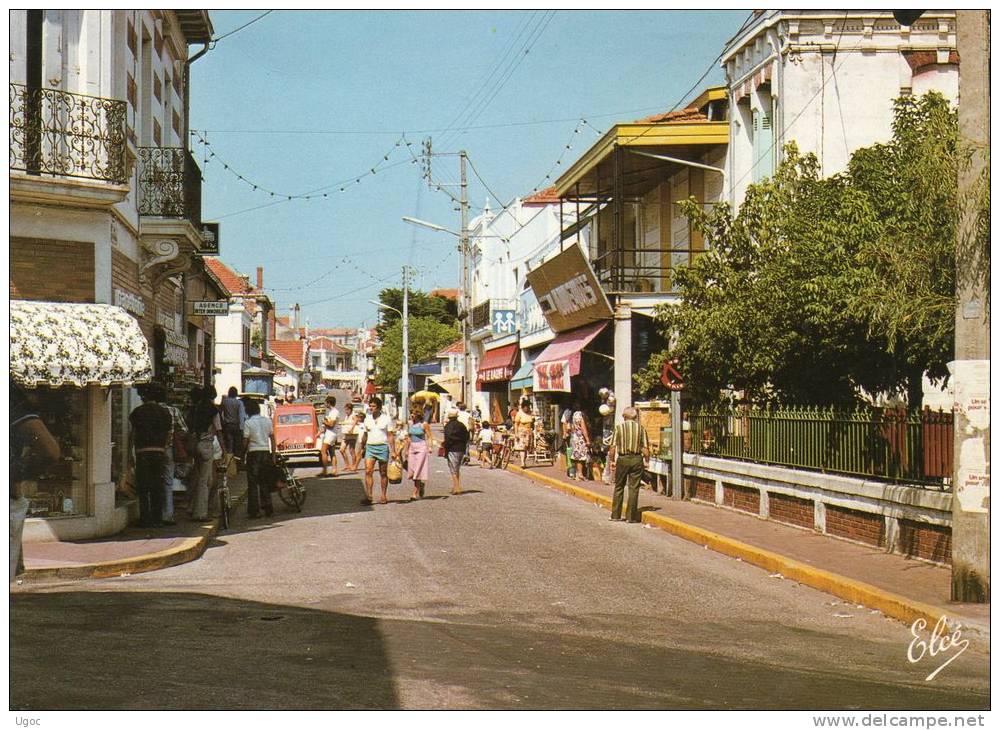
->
[467, 190, 571, 423]
[9, 10, 219, 541]
[723, 10, 959, 206]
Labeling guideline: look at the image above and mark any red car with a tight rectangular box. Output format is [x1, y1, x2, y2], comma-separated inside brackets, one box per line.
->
[273, 403, 321, 465]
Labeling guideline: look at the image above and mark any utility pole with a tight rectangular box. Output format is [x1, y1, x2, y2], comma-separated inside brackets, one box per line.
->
[460, 150, 471, 406]
[402, 265, 410, 421]
[951, 10, 990, 602]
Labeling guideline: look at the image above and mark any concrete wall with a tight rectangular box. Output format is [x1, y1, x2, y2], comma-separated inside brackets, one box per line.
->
[649, 455, 953, 565]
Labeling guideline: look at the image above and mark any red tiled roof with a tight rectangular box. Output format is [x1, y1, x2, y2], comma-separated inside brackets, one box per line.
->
[310, 337, 352, 353]
[269, 339, 305, 370]
[632, 106, 709, 125]
[205, 258, 252, 296]
[429, 288, 460, 300]
[276, 315, 290, 326]
[311, 327, 357, 337]
[523, 186, 560, 205]
[436, 338, 465, 357]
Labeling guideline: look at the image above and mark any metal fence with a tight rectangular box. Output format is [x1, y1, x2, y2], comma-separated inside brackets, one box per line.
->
[688, 406, 953, 488]
[9, 83, 128, 184]
[137, 146, 202, 227]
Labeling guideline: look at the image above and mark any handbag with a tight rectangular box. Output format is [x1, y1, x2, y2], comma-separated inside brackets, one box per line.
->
[387, 459, 402, 484]
[173, 430, 189, 461]
[212, 435, 224, 461]
[437, 445, 446, 458]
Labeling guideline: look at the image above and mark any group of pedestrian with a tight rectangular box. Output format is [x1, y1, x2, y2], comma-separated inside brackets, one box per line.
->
[317, 396, 367, 478]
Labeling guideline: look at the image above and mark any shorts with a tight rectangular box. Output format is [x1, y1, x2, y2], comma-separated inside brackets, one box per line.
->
[446, 451, 464, 476]
[343, 433, 358, 444]
[322, 429, 340, 447]
[365, 443, 390, 463]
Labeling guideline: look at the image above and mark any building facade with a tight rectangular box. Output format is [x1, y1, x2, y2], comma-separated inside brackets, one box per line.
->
[9, 10, 219, 540]
[723, 10, 959, 206]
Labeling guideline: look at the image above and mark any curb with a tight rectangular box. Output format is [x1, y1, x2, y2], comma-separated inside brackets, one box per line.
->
[507, 465, 972, 633]
[20, 485, 249, 582]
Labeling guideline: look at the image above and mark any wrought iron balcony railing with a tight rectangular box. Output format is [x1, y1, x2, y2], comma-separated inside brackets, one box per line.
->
[137, 147, 202, 227]
[9, 83, 128, 184]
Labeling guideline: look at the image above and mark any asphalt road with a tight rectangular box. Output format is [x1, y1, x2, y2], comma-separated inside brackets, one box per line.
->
[10, 461, 991, 710]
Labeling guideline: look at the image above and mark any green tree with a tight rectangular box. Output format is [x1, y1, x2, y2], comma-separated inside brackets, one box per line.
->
[636, 93, 983, 407]
[374, 288, 458, 337]
[373, 317, 460, 390]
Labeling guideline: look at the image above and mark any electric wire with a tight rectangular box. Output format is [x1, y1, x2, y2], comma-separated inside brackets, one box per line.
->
[210, 10, 273, 45]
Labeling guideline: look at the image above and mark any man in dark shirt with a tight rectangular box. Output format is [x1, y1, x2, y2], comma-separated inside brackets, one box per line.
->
[129, 384, 173, 528]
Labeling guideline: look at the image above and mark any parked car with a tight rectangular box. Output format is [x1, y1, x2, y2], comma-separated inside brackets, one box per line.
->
[273, 402, 321, 465]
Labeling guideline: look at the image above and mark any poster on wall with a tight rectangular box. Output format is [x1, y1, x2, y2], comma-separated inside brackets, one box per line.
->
[526, 244, 613, 333]
[533, 360, 571, 393]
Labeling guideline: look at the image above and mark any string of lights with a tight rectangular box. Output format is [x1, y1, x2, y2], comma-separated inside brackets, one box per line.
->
[192, 129, 407, 201]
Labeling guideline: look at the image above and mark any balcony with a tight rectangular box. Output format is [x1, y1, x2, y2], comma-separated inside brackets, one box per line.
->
[470, 298, 519, 339]
[137, 147, 202, 227]
[9, 83, 128, 185]
[591, 247, 702, 294]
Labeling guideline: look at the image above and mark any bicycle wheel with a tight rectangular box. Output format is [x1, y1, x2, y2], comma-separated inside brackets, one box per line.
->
[278, 478, 305, 511]
[219, 487, 230, 530]
[500, 445, 512, 470]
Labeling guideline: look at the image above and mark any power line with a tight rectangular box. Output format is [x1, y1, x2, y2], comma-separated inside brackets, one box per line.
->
[210, 10, 273, 45]
[435, 11, 541, 150]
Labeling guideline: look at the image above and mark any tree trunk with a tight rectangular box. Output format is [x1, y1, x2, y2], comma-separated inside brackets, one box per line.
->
[906, 367, 924, 410]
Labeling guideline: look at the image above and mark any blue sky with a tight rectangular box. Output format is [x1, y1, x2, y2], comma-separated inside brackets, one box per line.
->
[190, 10, 750, 329]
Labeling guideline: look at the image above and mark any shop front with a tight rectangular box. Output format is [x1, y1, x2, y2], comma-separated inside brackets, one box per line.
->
[476, 342, 519, 424]
[11, 300, 153, 541]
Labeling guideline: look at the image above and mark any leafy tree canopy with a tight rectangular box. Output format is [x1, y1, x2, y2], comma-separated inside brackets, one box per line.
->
[374, 317, 460, 390]
[636, 93, 986, 408]
[375, 288, 458, 337]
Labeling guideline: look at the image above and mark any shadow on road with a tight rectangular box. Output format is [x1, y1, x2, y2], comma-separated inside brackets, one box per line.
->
[10, 591, 990, 710]
[10, 591, 400, 710]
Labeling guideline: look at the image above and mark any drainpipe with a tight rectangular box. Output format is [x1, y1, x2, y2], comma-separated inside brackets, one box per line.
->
[183, 42, 209, 154]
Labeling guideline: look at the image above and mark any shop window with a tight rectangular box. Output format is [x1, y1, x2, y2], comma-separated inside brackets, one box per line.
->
[20, 387, 89, 518]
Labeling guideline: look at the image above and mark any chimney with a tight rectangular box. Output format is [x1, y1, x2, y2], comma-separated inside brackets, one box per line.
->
[256, 266, 263, 290]
[293, 303, 300, 333]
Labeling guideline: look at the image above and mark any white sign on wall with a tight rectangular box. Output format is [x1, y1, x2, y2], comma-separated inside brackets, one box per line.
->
[114, 288, 145, 317]
[193, 300, 229, 316]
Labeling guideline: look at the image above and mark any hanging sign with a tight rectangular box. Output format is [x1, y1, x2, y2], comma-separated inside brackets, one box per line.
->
[526, 244, 613, 333]
[533, 360, 571, 393]
[193, 300, 229, 316]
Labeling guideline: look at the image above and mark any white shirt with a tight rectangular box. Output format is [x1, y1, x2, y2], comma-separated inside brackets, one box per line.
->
[342, 411, 358, 435]
[457, 410, 472, 430]
[324, 407, 341, 430]
[363, 412, 393, 445]
[243, 414, 273, 453]
[479, 427, 493, 445]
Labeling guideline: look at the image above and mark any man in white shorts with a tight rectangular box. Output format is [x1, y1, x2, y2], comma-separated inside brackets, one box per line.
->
[320, 395, 340, 477]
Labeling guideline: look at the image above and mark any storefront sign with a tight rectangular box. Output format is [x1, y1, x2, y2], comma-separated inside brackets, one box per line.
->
[198, 222, 220, 256]
[518, 288, 548, 337]
[491, 310, 517, 335]
[113, 288, 145, 317]
[164, 343, 188, 365]
[193, 300, 229, 316]
[533, 360, 571, 392]
[526, 244, 612, 333]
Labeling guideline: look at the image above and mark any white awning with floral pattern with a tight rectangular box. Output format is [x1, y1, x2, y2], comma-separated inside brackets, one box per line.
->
[10, 300, 153, 387]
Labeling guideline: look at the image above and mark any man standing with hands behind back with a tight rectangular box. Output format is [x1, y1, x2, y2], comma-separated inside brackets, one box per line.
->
[607, 406, 650, 524]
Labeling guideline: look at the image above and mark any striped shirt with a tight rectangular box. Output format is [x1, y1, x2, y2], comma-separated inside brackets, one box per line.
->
[611, 420, 649, 456]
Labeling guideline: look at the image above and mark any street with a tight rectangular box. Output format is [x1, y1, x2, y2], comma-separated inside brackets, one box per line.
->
[10, 463, 990, 710]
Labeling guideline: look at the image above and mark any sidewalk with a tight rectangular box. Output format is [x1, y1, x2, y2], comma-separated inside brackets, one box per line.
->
[18, 472, 248, 582]
[507, 461, 990, 635]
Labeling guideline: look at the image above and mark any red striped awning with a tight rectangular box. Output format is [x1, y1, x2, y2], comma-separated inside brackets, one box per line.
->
[476, 343, 519, 383]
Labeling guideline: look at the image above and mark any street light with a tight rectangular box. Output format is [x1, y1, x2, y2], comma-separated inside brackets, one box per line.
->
[402, 216, 462, 238]
[402, 209, 472, 407]
[370, 269, 410, 418]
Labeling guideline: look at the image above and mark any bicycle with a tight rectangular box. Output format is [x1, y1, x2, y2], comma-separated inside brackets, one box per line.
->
[215, 453, 238, 531]
[495, 434, 514, 470]
[274, 452, 306, 512]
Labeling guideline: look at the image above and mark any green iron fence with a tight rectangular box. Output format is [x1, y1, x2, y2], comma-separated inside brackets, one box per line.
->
[688, 406, 953, 488]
